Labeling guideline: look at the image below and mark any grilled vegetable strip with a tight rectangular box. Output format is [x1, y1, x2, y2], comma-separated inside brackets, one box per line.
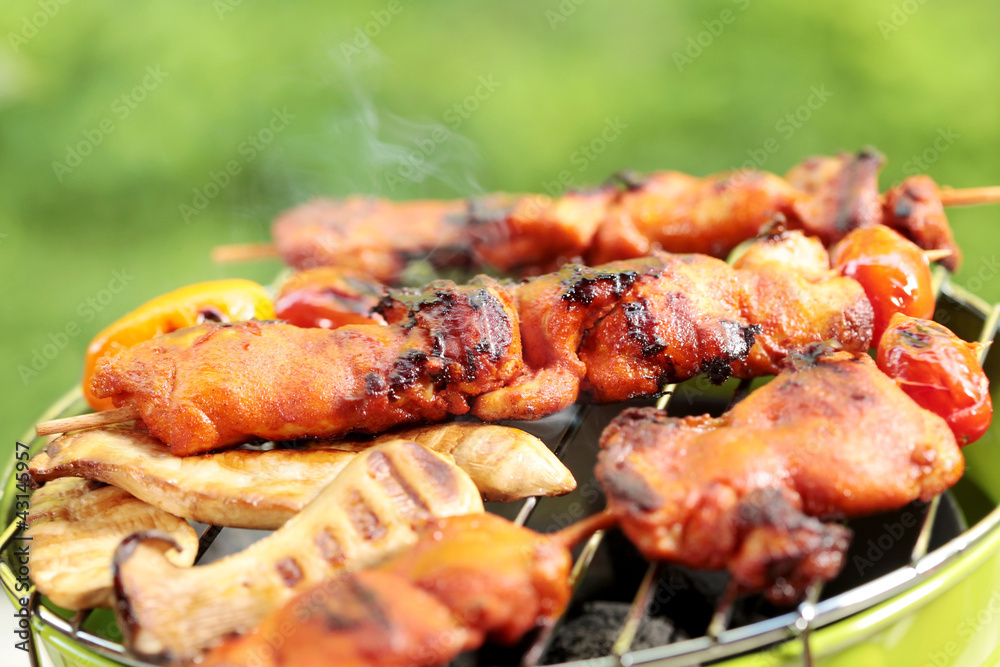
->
[272, 149, 961, 283]
[274, 266, 386, 329]
[199, 513, 574, 667]
[597, 347, 964, 603]
[28, 422, 574, 528]
[26, 478, 197, 610]
[112, 440, 484, 662]
[92, 232, 872, 453]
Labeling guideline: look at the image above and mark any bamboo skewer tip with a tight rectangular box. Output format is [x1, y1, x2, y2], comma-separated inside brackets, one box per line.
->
[35, 406, 141, 438]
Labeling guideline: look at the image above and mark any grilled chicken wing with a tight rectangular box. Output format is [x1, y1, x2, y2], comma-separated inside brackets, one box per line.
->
[112, 440, 484, 662]
[26, 478, 197, 610]
[199, 513, 574, 667]
[597, 348, 964, 603]
[28, 422, 574, 528]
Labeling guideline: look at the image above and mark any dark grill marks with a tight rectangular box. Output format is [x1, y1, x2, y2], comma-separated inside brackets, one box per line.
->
[346, 490, 386, 541]
[275, 557, 303, 587]
[314, 528, 346, 566]
[622, 298, 667, 357]
[561, 269, 639, 306]
[366, 448, 432, 524]
[699, 322, 761, 384]
[387, 349, 429, 400]
[407, 443, 458, 503]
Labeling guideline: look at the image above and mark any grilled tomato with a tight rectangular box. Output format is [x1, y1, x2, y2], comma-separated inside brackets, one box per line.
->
[877, 313, 992, 446]
[832, 226, 934, 346]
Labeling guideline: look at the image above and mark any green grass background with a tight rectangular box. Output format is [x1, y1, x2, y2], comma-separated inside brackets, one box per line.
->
[1, 1, 999, 457]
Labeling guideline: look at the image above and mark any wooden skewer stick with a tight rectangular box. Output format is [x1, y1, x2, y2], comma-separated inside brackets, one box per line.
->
[924, 248, 954, 263]
[550, 509, 618, 549]
[35, 406, 141, 438]
[938, 186, 1000, 207]
[210, 242, 281, 263]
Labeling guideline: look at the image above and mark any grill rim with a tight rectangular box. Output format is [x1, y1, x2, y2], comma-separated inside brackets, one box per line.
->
[2, 275, 999, 667]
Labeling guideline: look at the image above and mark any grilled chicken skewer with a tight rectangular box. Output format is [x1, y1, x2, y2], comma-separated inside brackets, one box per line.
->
[197, 512, 602, 667]
[28, 422, 575, 528]
[215, 150, 979, 282]
[26, 478, 198, 610]
[82, 230, 874, 455]
[112, 440, 484, 662]
[596, 346, 966, 603]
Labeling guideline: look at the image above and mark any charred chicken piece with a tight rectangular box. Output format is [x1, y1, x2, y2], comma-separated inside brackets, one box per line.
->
[475, 231, 872, 420]
[587, 169, 801, 264]
[597, 348, 964, 603]
[92, 276, 522, 455]
[112, 440, 484, 662]
[199, 513, 574, 667]
[270, 151, 962, 284]
[883, 175, 962, 271]
[785, 149, 885, 244]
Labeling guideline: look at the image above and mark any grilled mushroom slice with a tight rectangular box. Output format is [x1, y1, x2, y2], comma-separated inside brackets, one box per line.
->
[112, 440, 484, 662]
[29, 422, 573, 529]
[26, 478, 197, 611]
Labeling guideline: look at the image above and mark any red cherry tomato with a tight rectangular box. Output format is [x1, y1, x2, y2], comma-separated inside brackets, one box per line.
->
[877, 313, 992, 446]
[275, 267, 386, 329]
[831, 226, 934, 346]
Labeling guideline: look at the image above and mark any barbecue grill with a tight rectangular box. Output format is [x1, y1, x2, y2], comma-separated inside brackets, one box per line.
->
[4, 268, 1000, 667]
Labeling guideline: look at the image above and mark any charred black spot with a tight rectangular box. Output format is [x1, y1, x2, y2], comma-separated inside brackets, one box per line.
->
[699, 322, 761, 384]
[561, 269, 639, 306]
[364, 372, 387, 396]
[622, 298, 668, 357]
[387, 349, 429, 400]
[600, 462, 664, 512]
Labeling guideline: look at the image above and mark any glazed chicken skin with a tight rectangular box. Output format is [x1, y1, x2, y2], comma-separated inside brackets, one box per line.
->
[92, 232, 872, 454]
[92, 276, 522, 455]
[199, 513, 574, 667]
[272, 150, 961, 284]
[475, 230, 872, 420]
[597, 348, 964, 603]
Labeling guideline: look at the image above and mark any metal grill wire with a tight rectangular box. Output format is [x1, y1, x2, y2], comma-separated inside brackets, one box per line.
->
[2, 271, 999, 667]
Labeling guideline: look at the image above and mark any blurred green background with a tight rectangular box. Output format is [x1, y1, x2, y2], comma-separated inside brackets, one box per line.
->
[1, 0, 999, 458]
